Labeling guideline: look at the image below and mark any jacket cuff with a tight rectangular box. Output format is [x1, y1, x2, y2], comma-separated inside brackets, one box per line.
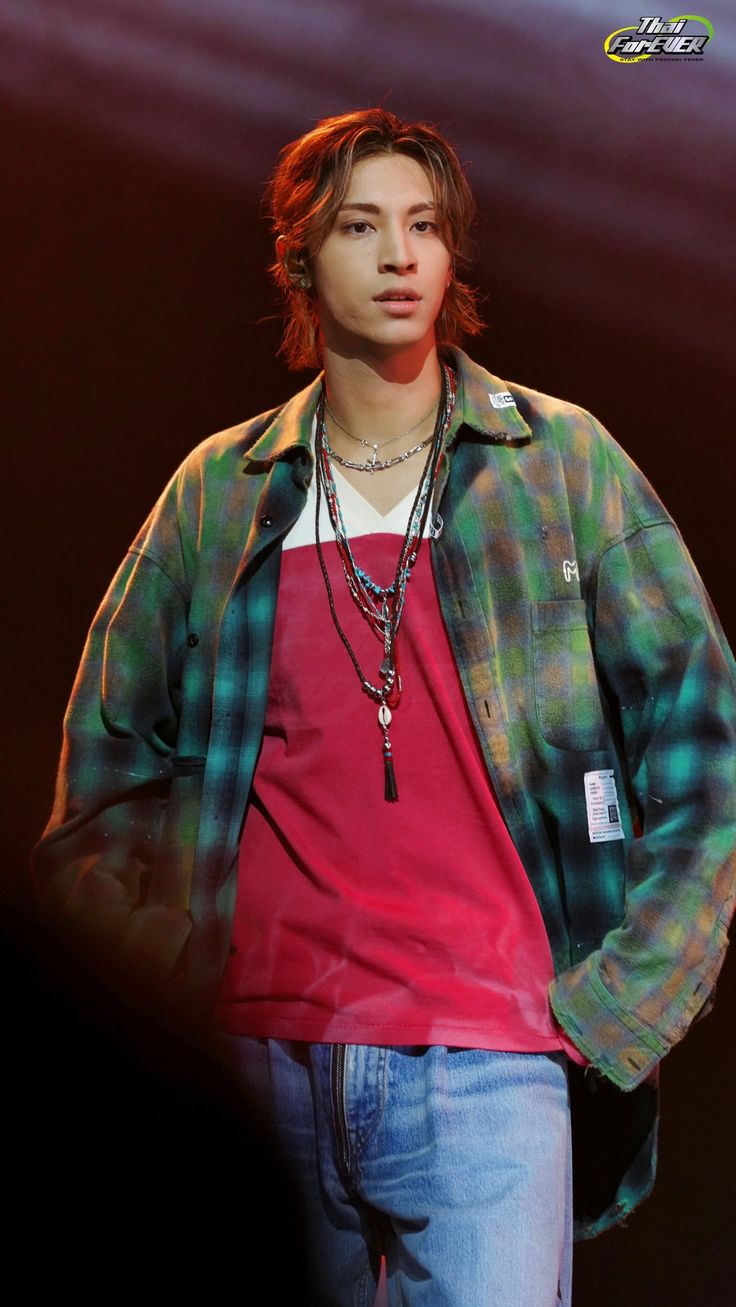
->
[549, 960, 669, 1091]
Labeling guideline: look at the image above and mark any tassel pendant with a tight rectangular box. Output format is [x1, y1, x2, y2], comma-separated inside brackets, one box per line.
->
[379, 703, 399, 803]
[383, 738, 399, 802]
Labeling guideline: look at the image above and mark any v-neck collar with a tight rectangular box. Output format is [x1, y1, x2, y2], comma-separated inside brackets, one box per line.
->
[331, 462, 420, 529]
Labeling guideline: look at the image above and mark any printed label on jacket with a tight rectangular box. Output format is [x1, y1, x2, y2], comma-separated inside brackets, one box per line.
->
[584, 769, 625, 843]
[489, 390, 516, 409]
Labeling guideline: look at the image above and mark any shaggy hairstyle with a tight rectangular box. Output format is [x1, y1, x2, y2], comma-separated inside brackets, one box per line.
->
[263, 108, 484, 370]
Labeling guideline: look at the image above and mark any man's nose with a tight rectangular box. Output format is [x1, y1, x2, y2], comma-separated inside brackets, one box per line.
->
[378, 224, 417, 273]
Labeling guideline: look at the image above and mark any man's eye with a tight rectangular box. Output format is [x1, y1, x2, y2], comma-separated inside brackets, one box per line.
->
[344, 221, 372, 234]
[413, 221, 437, 233]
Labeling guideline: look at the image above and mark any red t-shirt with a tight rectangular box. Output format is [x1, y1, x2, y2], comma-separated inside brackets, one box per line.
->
[215, 461, 585, 1063]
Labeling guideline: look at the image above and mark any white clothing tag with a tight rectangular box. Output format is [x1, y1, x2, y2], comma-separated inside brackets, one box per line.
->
[584, 770, 625, 843]
[489, 390, 516, 409]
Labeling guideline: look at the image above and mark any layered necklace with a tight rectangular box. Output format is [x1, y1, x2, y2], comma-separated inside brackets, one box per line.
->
[324, 396, 438, 473]
[314, 362, 457, 801]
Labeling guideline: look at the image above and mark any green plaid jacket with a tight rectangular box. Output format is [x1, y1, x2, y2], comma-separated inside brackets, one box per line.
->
[34, 349, 736, 1237]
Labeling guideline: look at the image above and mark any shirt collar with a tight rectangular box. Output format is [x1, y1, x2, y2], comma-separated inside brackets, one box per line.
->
[243, 372, 321, 465]
[243, 347, 532, 466]
[446, 347, 532, 446]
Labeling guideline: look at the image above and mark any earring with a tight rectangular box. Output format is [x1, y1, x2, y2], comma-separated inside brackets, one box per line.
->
[299, 276, 310, 290]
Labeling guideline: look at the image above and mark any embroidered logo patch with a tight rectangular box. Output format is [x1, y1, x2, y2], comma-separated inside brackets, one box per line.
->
[563, 559, 579, 582]
[489, 391, 516, 409]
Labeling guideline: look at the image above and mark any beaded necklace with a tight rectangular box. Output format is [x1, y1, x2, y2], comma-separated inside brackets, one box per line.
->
[314, 362, 457, 801]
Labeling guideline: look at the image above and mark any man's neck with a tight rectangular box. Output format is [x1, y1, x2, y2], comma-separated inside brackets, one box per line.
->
[322, 341, 445, 443]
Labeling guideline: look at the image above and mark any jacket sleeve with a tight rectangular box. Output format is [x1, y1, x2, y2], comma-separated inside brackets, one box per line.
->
[550, 503, 736, 1091]
[31, 486, 195, 979]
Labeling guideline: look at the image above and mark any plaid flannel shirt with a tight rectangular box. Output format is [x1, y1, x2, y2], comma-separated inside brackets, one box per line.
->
[33, 348, 736, 1237]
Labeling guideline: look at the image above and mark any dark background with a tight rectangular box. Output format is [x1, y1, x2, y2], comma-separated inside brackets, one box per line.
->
[3, 2, 735, 1301]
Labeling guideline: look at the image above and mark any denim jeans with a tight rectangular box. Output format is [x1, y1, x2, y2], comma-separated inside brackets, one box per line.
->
[221, 1038, 572, 1307]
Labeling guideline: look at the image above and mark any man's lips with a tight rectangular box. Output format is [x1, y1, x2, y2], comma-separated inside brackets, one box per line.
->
[374, 290, 422, 301]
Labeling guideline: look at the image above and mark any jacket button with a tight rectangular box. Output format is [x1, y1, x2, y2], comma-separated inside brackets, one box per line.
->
[260, 514, 273, 528]
[187, 633, 199, 648]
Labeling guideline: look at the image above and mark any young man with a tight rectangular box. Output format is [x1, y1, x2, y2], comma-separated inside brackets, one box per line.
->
[34, 109, 736, 1305]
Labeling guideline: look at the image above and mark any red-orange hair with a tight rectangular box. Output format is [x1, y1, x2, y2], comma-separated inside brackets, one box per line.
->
[263, 108, 485, 370]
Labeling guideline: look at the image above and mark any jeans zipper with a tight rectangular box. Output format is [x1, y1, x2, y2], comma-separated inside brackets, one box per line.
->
[331, 1043, 351, 1176]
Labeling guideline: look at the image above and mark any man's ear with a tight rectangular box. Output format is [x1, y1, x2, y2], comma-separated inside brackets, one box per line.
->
[276, 235, 311, 289]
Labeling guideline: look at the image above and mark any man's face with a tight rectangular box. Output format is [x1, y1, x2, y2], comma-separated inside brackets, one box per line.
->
[310, 153, 452, 360]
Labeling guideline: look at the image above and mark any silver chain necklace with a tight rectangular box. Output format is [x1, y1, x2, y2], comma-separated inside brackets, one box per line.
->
[324, 395, 438, 475]
[327, 433, 436, 474]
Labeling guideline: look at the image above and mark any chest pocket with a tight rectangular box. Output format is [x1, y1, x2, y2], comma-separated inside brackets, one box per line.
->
[532, 599, 608, 751]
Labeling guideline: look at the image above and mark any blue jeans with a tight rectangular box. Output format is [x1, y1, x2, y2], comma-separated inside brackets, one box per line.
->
[221, 1039, 572, 1307]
